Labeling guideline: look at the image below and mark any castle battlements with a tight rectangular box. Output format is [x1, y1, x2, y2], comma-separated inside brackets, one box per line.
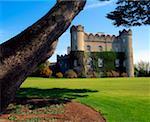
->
[71, 25, 132, 43]
[71, 25, 84, 32]
[84, 32, 117, 42]
[57, 54, 69, 60]
[119, 29, 132, 36]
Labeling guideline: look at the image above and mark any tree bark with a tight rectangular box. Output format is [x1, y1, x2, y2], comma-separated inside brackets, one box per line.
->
[0, 0, 86, 113]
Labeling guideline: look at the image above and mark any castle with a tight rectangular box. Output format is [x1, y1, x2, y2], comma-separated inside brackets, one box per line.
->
[57, 25, 134, 77]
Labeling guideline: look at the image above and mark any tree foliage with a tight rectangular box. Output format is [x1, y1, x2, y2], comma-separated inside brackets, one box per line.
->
[106, 0, 150, 27]
[135, 61, 150, 77]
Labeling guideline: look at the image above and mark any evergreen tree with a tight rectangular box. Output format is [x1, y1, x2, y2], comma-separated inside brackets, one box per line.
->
[106, 0, 150, 27]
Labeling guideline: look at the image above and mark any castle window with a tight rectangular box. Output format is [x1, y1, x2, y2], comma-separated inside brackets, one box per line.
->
[123, 39, 126, 43]
[73, 33, 77, 41]
[87, 45, 91, 52]
[116, 47, 119, 52]
[64, 63, 67, 68]
[115, 45, 119, 52]
[74, 60, 77, 67]
[75, 45, 77, 50]
[87, 57, 92, 65]
[98, 58, 103, 68]
[123, 60, 126, 67]
[99, 46, 103, 52]
[115, 59, 120, 67]
[87, 57, 92, 68]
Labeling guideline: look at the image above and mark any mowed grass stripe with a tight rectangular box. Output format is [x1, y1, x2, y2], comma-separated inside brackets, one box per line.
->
[20, 77, 150, 122]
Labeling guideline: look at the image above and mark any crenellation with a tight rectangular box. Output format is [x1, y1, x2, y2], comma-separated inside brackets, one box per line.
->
[88, 33, 95, 40]
[84, 32, 117, 43]
[119, 29, 132, 36]
[57, 54, 69, 60]
[76, 25, 84, 32]
[95, 34, 100, 38]
[70, 25, 76, 33]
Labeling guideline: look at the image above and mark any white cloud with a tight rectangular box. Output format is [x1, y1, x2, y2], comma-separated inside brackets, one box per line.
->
[85, 0, 115, 10]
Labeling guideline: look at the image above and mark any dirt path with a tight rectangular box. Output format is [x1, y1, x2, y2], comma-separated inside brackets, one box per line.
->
[64, 101, 106, 122]
[0, 100, 106, 122]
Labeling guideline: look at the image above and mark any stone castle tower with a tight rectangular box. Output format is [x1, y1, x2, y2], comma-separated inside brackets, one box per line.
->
[70, 25, 134, 77]
[118, 30, 134, 77]
[71, 25, 85, 51]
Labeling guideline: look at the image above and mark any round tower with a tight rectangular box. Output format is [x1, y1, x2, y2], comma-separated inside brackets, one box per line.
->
[123, 29, 134, 77]
[76, 25, 84, 51]
[70, 25, 84, 51]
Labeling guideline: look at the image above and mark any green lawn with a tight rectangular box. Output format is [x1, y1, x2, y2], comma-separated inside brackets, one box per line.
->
[19, 77, 150, 122]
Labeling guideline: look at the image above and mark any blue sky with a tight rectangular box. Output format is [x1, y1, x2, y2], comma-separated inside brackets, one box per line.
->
[0, 0, 149, 63]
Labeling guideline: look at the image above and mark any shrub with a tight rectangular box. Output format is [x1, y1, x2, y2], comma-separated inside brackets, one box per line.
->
[56, 72, 63, 78]
[78, 72, 86, 78]
[40, 67, 52, 78]
[30, 60, 51, 77]
[121, 72, 128, 77]
[87, 71, 97, 78]
[106, 70, 120, 77]
[106, 71, 113, 77]
[64, 69, 77, 78]
[111, 70, 120, 77]
[74, 68, 86, 78]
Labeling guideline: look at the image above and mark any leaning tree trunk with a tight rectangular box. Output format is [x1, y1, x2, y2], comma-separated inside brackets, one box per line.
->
[0, 0, 86, 113]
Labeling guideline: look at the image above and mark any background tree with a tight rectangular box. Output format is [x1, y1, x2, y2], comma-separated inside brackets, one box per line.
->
[135, 61, 150, 77]
[107, 0, 150, 27]
[31, 60, 53, 77]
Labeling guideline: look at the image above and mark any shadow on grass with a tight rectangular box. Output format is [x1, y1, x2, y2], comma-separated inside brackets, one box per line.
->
[9, 88, 98, 111]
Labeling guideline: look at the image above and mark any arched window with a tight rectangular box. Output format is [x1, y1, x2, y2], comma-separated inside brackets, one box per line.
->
[123, 60, 126, 67]
[115, 45, 119, 52]
[116, 47, 119, 52]
[98, 58, 103, 67]
[87, 57, 92, 65]
[87, 57, 93, 68]
[99, 46, 103, 52]
[87, 45, 91, 52]
[115, 59, 120, 67]
[74, 60, 77, 67]
[75, 45, 77, 50]
[123, 39, 126, 43]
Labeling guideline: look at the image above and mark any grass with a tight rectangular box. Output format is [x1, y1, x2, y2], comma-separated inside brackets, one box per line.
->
[18, 77, 150, 122]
